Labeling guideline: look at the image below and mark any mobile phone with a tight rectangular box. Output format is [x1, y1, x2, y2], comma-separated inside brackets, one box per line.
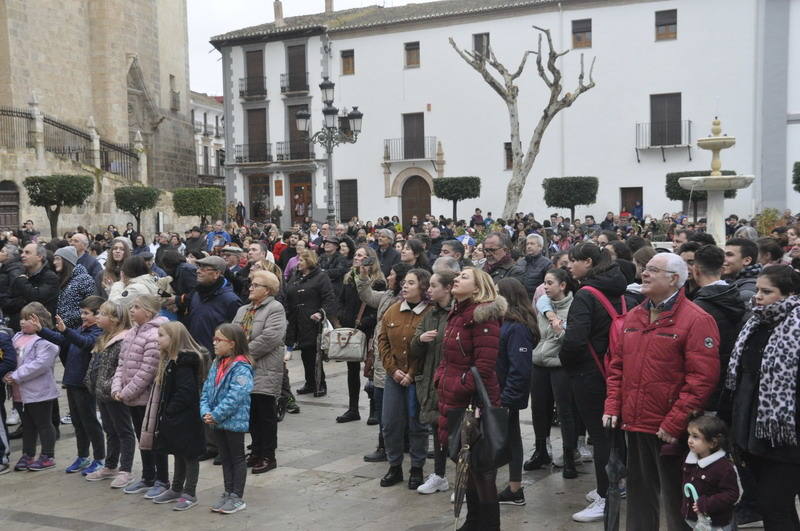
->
[361, 256, 375, 266]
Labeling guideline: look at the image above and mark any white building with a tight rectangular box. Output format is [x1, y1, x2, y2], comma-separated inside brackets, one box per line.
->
[189, 91, 226, 188]
[211, 0, 800, 228]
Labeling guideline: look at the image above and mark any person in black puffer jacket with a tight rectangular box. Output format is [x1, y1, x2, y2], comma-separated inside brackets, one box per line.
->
[559, 242, 640, 523]
[0, 243, 23, 308]
[516, 234, 551, 298]
[161, 250, 198, 325]
[317, 236, 350, 299]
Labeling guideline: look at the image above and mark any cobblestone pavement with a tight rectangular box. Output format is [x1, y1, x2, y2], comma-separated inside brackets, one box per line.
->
[2, 359, 609, 531]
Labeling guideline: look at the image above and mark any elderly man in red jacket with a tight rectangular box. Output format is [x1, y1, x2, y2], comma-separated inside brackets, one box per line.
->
[603, 252, 720, 531]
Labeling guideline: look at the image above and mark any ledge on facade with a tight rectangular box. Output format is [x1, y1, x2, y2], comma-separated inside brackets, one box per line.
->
[635, 120, 692, 162]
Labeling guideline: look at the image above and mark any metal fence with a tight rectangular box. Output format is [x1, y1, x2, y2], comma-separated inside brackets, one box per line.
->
[280, 72, 309, 93]
[43, 115, 93, 164]
[235, 143, 273, 163]
[383, 136, 437, 161]
[635, 120, 692, 148]
[0, 107, 34, 149]
[99, 139, 139, 180]
[276, 140, 313, 161]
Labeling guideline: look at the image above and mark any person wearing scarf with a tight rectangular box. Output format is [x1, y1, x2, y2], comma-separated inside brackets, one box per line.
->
[725, 265, 800, 530]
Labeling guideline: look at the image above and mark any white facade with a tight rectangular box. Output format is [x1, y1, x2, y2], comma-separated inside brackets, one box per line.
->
[213, 0, 799, 227]
[189, 91, 226, 186]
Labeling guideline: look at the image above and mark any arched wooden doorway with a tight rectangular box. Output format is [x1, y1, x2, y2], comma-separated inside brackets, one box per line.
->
[0, 181, 20, 231]
[401, 176, 430, 231]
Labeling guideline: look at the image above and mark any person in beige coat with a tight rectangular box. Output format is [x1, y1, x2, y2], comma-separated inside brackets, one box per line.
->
[232, 270, 286, 474]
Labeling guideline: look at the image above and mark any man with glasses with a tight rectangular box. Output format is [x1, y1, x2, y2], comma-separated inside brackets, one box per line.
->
[482, 232, 525, 285]
[676, 241, 701, 299]
[604, 252, 720, 530]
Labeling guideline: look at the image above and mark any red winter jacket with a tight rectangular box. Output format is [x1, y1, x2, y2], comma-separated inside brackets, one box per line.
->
[604, 289, 720, 438]
[434, 296, 506, 444]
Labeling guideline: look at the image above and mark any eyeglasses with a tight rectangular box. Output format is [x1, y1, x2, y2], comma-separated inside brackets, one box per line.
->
[249, 282, 269, 290]
[644, 266, 677, 275]
[212, 337, 234, 343]
[483, 247, 501, 253]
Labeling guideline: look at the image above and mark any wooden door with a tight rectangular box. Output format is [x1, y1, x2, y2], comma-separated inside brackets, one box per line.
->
[288, 104, 309, 159]
[650, 93, 681, 146]
[403, 113, 424, 159]
[0, 182, 19, 231]
[287, 45, 307, 91]
[248, 175, 270, 222]
[620, 187, 642, 214]
[338, 180, 358, 223]
[246, 108, 267, 161]
[401, 176, 430, 230]
[246, 50, 265, 94]
[290, 173, 312, 224]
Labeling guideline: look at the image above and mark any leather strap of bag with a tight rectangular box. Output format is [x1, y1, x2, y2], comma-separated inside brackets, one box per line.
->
[469, 366, 493, 409]
[354, 302, 366, 328]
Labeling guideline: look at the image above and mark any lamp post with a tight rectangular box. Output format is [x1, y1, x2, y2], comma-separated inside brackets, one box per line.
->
[296, 76, 363, 225]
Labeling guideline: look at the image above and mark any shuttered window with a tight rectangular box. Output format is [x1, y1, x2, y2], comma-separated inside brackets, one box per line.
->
[341, 49, 354, 75]
[405, 42, 420, 68]
[572, 19, 592, 48]
[504, 142, 513, 170]
[473, 33, 490, 57]
[655, 9, 677, 40]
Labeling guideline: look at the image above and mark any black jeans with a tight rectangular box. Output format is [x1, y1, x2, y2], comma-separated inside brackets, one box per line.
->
[346, 361, 361, 410]
[569, 367, 611, 497]
[22, 400, 56, 458]
[98, 400, 135, 471]
[507, 408, 523, 483]
[531, 366, 578, 452]
[748, 455, 800, 530]
[66, 386, 105, 460]
[431, 424, 447, 477]
[249, 394, 277, 460]
[129, 405, 168, 484]
[172, 454, 200, 497]
[300, 347, 325, 391]
[215, 430, 246, 497]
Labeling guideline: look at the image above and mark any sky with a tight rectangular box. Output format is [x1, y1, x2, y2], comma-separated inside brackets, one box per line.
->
[188, 0, 441, 95]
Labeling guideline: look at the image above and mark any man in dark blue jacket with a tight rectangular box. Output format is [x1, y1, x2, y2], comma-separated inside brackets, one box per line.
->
[0, 324, 17, 473]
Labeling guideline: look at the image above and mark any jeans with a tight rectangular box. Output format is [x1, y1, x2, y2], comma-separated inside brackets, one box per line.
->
[66, 386, 105, 460]
[98, 400, 135, 471]
[22, 400, 56, 457]
[129, 405, 168, 484]
[531, 365, 577, 452]
[748, 455, 800, 530]
[569, 367, 611, 497]
[382, 377, 426, 468]
[507, 408, 523, 483]
[249, 394, 277, 460]
[625, 431, 688, 531]
[346, 361, 361, 410]
[172, 454, 200, 497]
[215, 430, 246, 498]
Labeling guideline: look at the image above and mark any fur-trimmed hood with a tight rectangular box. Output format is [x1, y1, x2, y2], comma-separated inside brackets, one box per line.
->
[473, 295, 508, 323]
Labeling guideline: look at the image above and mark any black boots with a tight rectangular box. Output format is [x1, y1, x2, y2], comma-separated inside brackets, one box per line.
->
[380, 465, 403, 487]
[523, 447, 551, 471]
[563, 448, 578, 479]
[364, 433, 387, 462]
[336, 409, 360, 423]
[407, 466, 423, 490]
[366, 398, 378, 425]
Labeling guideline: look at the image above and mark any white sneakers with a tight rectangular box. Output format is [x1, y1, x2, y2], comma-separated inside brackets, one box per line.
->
[577, 436, 594, 462]
[572, 495, 605, 522]
[417, 473, 449, 494]
[585, 488, 600, 503]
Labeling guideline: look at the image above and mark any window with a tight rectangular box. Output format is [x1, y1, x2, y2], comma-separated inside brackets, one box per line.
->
[504, 142, 513, 170]
[473, 33, 490, 57]
[341, 49, 354, 75]
[405, 42, 420, 68]
[572, 19, 592, 48]
[655, 9, 677, 40]
[650, 93, 682, 146]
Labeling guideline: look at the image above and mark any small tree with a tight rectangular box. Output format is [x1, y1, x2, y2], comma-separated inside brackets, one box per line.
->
[433, 177, 481, 221]
[665, 171, 737, 222]
[542, 176, 598, 221]
[23, 174, 94, 238]
[792, 161, 800, 194]
[172, 187, 224, 226]
[114, 186, 160, 233]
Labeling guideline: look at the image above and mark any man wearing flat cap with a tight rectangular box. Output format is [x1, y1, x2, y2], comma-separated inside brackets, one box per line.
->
[317, 235, 349, 298]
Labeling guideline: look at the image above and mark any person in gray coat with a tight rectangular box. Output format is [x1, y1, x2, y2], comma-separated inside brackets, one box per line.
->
[232, 270, 286, 475]
[517, 233, 552, 298]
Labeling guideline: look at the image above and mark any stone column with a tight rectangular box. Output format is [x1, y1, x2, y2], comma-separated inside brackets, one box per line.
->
[87, 116, 101, 169]
[29, 92, 45, 163]
[435, 140, 445, 178]
[134, 130, 148, 185]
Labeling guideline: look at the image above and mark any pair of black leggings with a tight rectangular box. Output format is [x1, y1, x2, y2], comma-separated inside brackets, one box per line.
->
[172, 454, 199, 497]
[215, 430, 246, 498]
[300, 347, 325, 391]
[249, 394, 277, 460]
[531, 366, 578, 452]
[346, 361, 361, 410]
[22, 400, 56, 458]
[129, 405, 168, 484]
[66, 386, 105, 460]
[748, 454, 800, 530]
[98, 400, 135, 472]
[431, 423, 447, 477]
[507, 408, 523, 483]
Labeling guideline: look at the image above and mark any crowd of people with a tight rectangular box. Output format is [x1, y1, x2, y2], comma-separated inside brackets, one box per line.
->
[0, 207, 799, 529]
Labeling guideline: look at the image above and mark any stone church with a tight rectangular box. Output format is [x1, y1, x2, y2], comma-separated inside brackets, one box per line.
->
[0, 0, 196, 192]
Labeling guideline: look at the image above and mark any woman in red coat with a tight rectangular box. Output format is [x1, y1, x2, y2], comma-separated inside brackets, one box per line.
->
[435, 267, 506, 531]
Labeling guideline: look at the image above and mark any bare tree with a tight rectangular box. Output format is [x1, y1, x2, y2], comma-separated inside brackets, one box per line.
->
[449, 26, 596, 219]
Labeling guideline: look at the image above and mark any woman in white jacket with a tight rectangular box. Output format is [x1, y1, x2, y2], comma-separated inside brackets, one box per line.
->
[108, 256, 159, 308]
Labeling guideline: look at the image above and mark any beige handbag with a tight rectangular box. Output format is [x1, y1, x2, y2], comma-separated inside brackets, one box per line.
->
[320, 304, 368, 363]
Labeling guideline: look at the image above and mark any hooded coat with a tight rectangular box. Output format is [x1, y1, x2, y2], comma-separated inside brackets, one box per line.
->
[409, 300, 451, 425]
[155, 351, 206, 457]
[532, 292, 573, 367]
[200, 356, 254, 432]
[10, 334, 59, 404]
[56, 264, 97, 329]
[111, 316, 168, 407]
[108, 273, 159, 308]
[38, 324, 102, 387]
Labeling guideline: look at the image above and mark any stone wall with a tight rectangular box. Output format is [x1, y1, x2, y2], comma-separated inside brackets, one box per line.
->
[0, 147, 199, 239]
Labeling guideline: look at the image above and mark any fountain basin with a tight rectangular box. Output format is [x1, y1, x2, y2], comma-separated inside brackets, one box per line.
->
[697, 136, 736, 151]
[678, 175, 754, 191]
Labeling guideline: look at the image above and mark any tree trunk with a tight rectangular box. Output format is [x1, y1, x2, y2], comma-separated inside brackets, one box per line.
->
[47, 206, 60, 239]
[570, 206, 576, 223]
[134, 212, 142, 234]
[452, 200, 458, 222]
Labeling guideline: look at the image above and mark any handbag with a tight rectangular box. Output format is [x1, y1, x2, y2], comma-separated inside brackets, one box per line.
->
[446, 366, 510, 473]
[320, 304, 368, 363]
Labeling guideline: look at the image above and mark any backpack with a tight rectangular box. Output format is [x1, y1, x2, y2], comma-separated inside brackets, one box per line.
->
[581, 286, 627, 379]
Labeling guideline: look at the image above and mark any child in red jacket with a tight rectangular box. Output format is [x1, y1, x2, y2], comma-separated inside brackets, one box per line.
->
[682, 414, 741, 530]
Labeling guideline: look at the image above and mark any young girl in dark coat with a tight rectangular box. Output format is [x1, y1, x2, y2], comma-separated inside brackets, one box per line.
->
[151, 321, 206, 511]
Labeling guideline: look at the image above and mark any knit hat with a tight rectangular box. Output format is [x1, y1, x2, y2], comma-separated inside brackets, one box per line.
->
[55, 246, 78, 266]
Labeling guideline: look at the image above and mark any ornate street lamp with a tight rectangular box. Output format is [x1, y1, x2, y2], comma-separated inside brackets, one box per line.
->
[295, 77, 363, 225]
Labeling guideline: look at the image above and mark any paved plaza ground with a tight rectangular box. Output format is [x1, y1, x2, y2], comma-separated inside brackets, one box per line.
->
[1, 359, 609, 531]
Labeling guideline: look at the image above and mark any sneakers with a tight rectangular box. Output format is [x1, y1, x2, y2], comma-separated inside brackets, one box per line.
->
[85, 466, 117, 482]
[286, 397, 300, 414]
[110, 471, 134, 489]
[577, 436, 594, 462]
[417, 473, 449, 494]
[152, 488, 182, 504]
[0, 462, 10, 475]
[210, 492, 230, 512]
[81, 460, 104, 477]
[123, 479, 152, 494]
[572, 496, 606, 522]
[14, 455, 33, 471]
[219, 494, 246, 514]
[6, 408, 20, 425]
[60, 414, 72, 425]
[144, 480, 170, 499]
[28, 455, 55, 471]
[585, 488, 600, 503]
[173, 495, 198, 511]
[66, 457, 91, 474]
[498, 485, 526, 506]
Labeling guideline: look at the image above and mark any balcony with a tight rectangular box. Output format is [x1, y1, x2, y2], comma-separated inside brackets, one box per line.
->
[194, 121, 203, 134]
[234, 143, 273, 163]
[239, 77, 267, 99]
[635, 120, 692, 162]
[383, 136, 437, 161]
[280, 72, 309, 94]
[170, 90, 181, 111]
[276, 140, 314, 161]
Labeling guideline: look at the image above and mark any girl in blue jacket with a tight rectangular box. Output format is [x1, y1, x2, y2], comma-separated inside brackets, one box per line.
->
[200, 323, 253, 515]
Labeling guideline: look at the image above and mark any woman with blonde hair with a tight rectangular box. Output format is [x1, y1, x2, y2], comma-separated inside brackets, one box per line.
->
[103, 237, 132, 292]
[436, 267, 506, 530]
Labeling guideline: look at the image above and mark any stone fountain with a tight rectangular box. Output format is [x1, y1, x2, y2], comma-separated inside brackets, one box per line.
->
[678, 118, 755, 247]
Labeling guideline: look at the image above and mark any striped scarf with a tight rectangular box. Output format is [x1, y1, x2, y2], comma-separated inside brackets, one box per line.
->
[239, 304, 258, 338]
